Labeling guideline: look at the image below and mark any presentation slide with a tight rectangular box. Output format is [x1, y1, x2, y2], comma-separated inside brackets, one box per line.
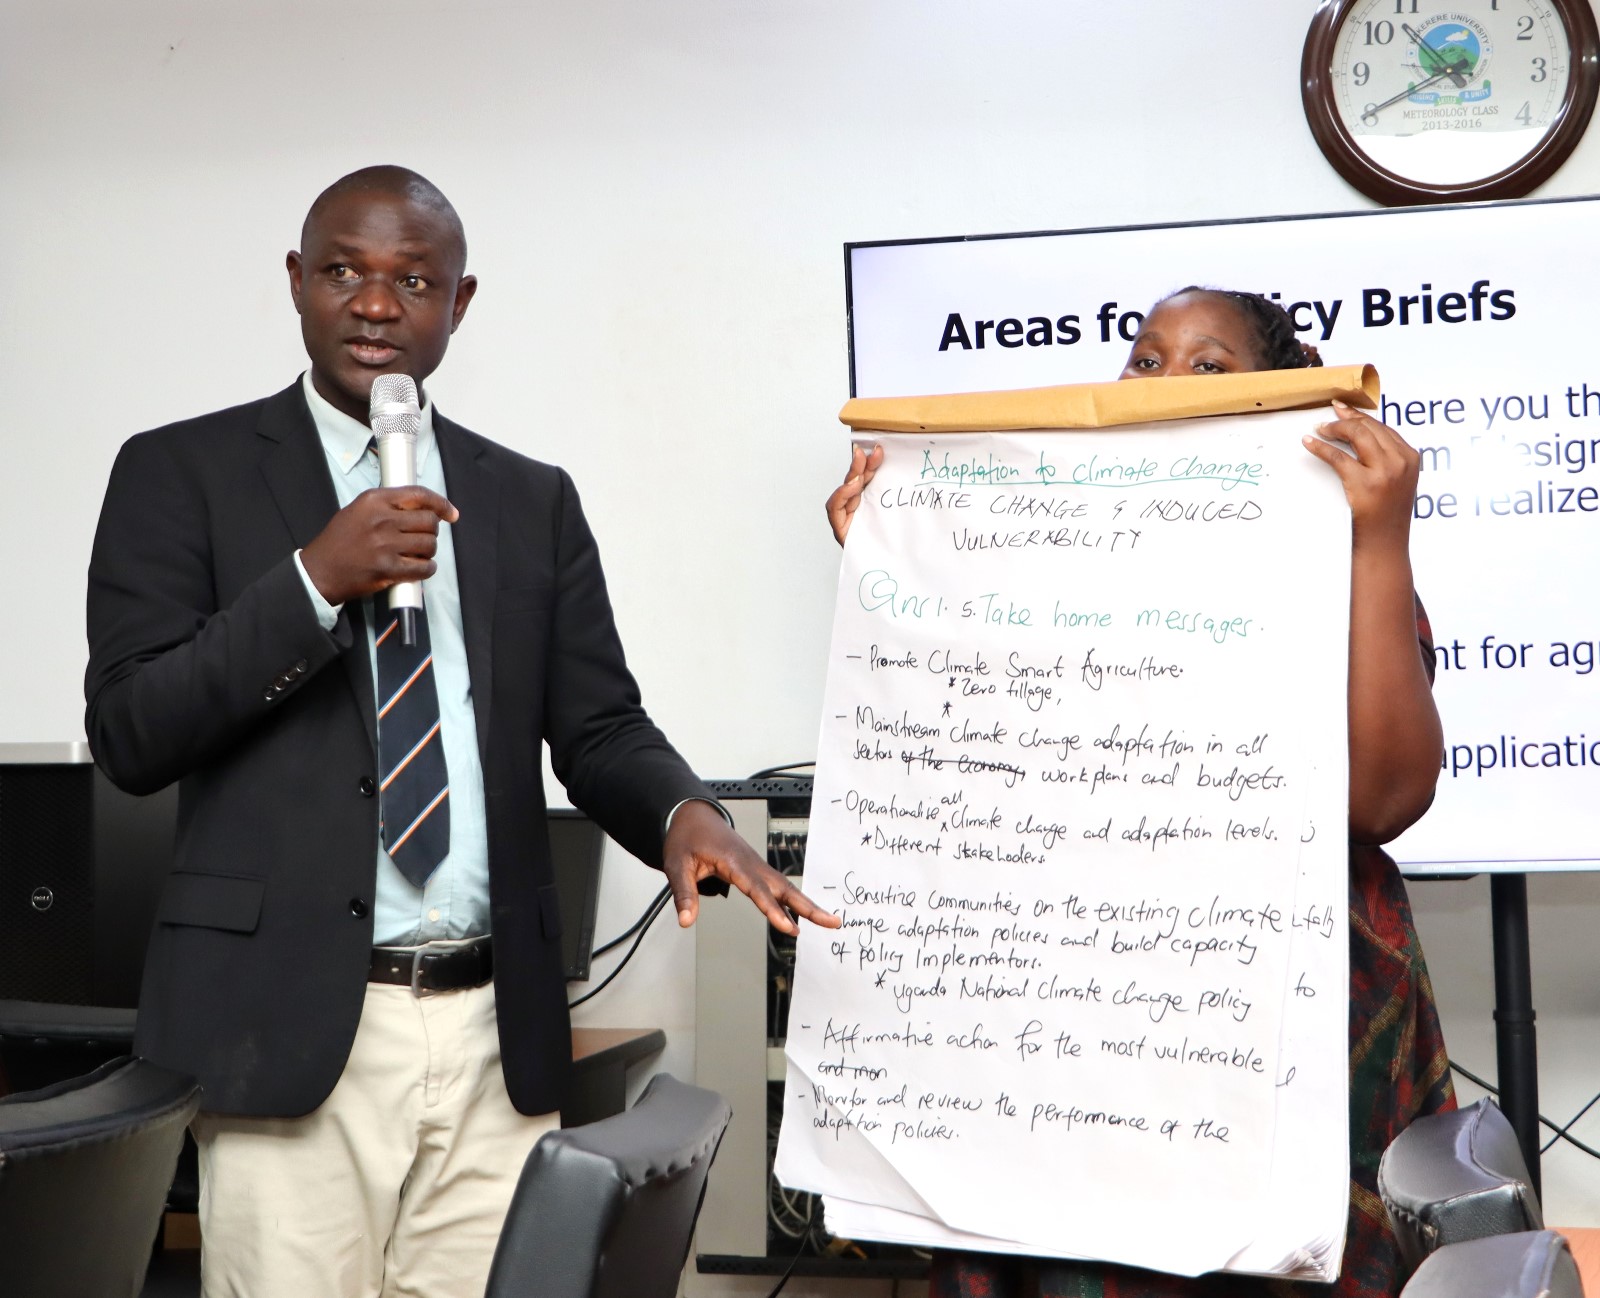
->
[845, 197, 1600, 871]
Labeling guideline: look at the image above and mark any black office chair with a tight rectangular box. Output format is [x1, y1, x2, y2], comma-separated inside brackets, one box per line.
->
[0, 1055, 200, 1298]
[1400, 1231, 1582, 1298]
[484, 1072, 731, 1298]
[1380, 1098, 1585, 1298]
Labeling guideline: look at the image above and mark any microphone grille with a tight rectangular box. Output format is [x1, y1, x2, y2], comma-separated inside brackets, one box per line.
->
[369, 373, 421, 440]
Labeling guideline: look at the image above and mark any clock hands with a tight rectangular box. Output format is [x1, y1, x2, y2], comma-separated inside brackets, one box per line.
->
[1363, 63, 1467, 119]
[1359, 23, 1479, 124]
[1402, 22, 1470, 87]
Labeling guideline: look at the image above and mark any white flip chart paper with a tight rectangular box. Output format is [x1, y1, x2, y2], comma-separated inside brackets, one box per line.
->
[776, 409, 1352, 1279]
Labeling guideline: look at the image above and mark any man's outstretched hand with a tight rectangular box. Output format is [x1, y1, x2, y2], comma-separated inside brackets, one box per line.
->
[662, 799, 841, 935]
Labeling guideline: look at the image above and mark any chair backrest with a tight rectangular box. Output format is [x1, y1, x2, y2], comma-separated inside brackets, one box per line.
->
[484, 1072, 732, 1298]
[0, 1055, 200, 1298]
[1379, 1098, 1543, 1271]
[1401, 1230, 1584, 1298]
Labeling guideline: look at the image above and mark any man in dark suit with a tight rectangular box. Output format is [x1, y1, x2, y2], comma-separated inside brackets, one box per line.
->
[85, 165, 834, 1297]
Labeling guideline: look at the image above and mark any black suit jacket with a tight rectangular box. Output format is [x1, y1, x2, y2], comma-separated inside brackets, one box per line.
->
[85, 381, 713, 1117]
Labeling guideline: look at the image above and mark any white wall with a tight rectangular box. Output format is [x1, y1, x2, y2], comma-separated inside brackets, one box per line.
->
[5, 1, 1599, 1289]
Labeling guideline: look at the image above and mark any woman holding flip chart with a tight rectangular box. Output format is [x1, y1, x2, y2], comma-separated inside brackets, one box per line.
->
[825, 287, 1452, 1298]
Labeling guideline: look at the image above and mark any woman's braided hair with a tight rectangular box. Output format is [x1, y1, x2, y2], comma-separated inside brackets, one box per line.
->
[1163, 287, 1324, 370]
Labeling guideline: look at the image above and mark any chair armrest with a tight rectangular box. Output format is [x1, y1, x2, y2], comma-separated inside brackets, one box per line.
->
[1401, 1231, 1582, 1298]
[1380, 1098, 1542, 1269]
[0, 999, 137, 1045]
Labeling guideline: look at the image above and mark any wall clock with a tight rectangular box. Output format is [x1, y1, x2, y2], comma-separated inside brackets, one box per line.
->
[1302, 0, 1600, 205]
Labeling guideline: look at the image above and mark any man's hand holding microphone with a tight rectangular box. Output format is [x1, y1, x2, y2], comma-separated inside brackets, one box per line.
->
[299, 374, 456, 636]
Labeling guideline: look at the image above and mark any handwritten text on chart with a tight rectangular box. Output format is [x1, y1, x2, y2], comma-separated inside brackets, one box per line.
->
[776, 420, 1351, 1268]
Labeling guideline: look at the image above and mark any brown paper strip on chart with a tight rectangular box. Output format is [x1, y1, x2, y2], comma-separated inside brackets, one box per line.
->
[838, 364, 1380, 433]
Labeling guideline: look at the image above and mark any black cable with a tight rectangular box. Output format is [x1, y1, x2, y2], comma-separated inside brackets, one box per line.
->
[1448, 1060, 1600, 1160]
[764, 1233, 809, 1298]
[567, 888, 673, 1009]
[590, 884, 673, 959]
[748, 762, 815, 780]
[1542, 1089, 1600, 1157]
[776, 834, 806, 875]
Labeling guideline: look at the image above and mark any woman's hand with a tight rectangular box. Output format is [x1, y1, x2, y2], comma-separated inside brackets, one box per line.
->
[825, 443, 883, 547]
[1302, 400, 1418, 556]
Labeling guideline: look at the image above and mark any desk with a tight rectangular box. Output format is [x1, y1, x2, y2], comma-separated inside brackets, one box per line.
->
[0, 1000, 137, 1094]
[1, 1006, 665, 1129]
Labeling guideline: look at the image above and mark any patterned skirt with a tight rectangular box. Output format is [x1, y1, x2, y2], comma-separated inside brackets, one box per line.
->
[928, 846, 1456, 1298]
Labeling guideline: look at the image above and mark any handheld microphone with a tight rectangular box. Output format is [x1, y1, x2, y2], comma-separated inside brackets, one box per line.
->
[369, 373, 424, 646]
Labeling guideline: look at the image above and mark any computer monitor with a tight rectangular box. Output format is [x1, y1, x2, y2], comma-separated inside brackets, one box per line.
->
[546, 808, 606, 982]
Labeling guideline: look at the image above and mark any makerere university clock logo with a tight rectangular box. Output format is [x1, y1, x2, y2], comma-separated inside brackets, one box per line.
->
[1406, 14, 1494, 108]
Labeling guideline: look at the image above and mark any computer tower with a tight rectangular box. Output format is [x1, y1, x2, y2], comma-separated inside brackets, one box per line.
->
[0, 743, 175, 1009]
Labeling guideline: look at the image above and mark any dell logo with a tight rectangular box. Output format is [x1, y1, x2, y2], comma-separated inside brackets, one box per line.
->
[30, 886, 54, 912]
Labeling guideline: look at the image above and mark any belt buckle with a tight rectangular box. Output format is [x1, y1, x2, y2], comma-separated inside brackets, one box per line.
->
[409, 946, 439, 998]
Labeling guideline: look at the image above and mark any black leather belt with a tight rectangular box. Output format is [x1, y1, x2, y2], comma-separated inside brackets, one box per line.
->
[369, 936, 492, 994]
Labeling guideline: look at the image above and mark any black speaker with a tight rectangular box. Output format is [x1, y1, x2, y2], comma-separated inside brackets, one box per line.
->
[0, 745, 175, 1008]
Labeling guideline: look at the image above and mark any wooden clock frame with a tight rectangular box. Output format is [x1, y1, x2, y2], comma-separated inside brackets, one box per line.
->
[1301, 0, 1600, 205]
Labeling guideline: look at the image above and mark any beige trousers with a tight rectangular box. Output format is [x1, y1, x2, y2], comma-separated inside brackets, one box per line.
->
[193, 980, 560, 1298]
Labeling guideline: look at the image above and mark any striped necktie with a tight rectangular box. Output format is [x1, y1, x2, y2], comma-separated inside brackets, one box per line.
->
[376, 602, 451, 886]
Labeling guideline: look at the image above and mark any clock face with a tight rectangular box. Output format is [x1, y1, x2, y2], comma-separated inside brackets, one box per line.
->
[1303, 0, 1600, 203]
[1330, 2, 1570, 184]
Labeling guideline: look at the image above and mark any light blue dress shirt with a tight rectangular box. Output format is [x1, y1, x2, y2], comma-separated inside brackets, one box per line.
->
[292, 372, 490, 946]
